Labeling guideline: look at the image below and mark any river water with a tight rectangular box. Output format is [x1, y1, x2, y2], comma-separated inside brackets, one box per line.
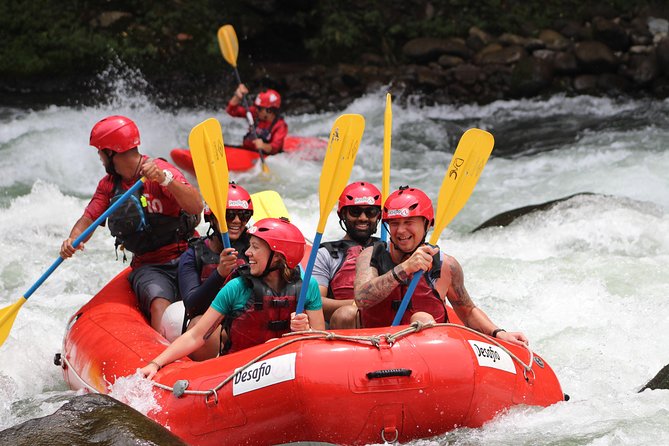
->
[1, 73, 668, 445]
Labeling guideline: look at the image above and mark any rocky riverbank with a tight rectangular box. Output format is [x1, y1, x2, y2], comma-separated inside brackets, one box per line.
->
[3, 5, 669, 113]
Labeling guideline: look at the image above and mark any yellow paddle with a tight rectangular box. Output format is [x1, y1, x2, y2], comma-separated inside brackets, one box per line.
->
[381, 92, 392, 242]
[250, 190, 291, 221]
[295, 114, 365, 314]
[0, 177, 148, 346]
[392, 128, 494, 325]
[188, 118, 231, 249]
[218, 24, 270, 174]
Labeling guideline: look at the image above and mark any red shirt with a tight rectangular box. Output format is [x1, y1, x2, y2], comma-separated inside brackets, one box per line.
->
[226, 103, 288, 155]
[84, 157, 193, 268]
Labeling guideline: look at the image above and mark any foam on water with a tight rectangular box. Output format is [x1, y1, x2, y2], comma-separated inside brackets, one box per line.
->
[1, 71, 669, 444]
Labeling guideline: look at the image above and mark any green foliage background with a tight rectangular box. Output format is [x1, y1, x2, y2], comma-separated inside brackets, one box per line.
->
[0, 0, 657, 82]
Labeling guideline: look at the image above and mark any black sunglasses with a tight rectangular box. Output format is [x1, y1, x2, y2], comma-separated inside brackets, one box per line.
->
[226, 209, 253, 221]
[347, 206, 380, 218]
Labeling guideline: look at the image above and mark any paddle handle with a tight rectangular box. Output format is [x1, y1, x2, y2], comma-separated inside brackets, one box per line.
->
[233, 68, 259, 141]
[295, 232, 323, 314]
[23, 177, 147, 301]
[391, 271, 424, 326]
[220, 231, 232, 249]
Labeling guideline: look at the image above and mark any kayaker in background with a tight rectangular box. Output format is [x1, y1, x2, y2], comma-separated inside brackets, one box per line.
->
[226, 83, 288, 155]
[159, 182, 253, 360]
[312, 181, 381, 328]
[354, 186, 529, 346]
[141, 218, 325, 377]
[59, 115, 203, 331]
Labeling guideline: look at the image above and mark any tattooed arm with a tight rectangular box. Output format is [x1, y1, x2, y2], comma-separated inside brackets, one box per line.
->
[444, 255, 528, 346]
[354, 245, 435, 308]
[140, 306, 224, 378]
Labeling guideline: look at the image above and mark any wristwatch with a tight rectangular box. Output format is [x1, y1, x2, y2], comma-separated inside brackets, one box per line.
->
[160, 169, 174, 187]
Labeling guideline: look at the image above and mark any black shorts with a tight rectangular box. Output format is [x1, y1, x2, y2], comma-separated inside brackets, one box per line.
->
[128, 259, 180, 319]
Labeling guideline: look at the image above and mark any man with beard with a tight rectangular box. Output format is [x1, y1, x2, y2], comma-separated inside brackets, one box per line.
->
[354, 186, 528, 345]
[60, 115, 202, 332]
[312, 182, 382, 328]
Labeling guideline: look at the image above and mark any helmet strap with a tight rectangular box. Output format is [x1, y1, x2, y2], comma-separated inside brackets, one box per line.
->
[259, 251, 278, 278]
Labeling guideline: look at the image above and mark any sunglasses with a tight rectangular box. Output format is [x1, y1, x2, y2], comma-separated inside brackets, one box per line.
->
[347, 206, 380, 218]
[258, 107, 272, 112]
[226, 209, 253, 222]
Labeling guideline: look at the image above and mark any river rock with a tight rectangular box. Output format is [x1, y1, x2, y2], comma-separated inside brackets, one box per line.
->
[640, 363, 669, 391]
[0, 393, 187, 446]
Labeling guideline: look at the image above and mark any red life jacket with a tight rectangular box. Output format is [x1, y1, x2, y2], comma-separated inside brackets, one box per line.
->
[223, 271, 302, 354]
[321, 238, 378, 300]
[359, 241, 447, 328]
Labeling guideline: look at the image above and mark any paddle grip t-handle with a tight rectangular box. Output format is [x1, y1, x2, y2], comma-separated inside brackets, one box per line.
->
[23, 177, 147, 301]
[391, 271, 423, 326]
[295, 232, 323, 314]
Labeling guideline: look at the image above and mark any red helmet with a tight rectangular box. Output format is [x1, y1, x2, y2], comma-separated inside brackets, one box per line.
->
[227, 182, 253, 210]
[90, 115, 140, 152]
[204, 182, 253, 222]
[383, 186, 434, 227]
[255, 89, 281, 109]
[337, 181, 382, 212]
[248, 218, 305, 268]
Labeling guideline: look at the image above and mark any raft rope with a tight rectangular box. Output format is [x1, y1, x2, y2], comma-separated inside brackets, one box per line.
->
[148, 321, 536, 400]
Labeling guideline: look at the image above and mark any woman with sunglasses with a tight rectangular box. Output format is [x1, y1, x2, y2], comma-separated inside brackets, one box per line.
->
[226, 83, 287, 155]
[159, 182, 254, 359]
[312, 181, 382, 329]
[142, 218, 325, 377]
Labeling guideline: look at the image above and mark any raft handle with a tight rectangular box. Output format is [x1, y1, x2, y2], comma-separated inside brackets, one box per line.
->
[367, 368, 412, 379]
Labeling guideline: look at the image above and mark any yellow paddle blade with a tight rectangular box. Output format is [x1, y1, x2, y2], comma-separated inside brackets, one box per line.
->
[0, 297, 27, 347]
[250, 190, 291, 221]
[318, 114, 365, 233]
[382, 93, 392, 203]
[218, 25, 239, 68]
[189, 118, 230, 233]
[429, 128, 494, 245]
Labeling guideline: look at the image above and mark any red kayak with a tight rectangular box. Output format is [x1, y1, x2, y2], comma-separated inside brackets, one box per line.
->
[171, 136, 327, 174]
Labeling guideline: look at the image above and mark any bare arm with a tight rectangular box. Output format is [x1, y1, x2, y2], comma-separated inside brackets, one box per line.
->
[354, 247, 403, 308]
[60, 215, 95, 258]
[141, 158, 203, 215]
[140, 306, 224, 379]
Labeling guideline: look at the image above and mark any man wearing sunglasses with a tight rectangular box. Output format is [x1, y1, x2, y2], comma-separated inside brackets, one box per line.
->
[312, 181, 382, 328]
[227, 83, 287, 155]
[160, 182, 254, 359]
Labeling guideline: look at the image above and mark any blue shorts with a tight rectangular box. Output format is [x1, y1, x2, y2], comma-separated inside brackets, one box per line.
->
[128, 259, 180, 320]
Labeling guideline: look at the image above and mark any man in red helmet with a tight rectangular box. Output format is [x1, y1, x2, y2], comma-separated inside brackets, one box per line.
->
[226, 83, 288, 155]
[312, 181, 382, 328]
[59, 115, 203, 331]
[160, 182, 254, 358]
[354, 185, 529, 346]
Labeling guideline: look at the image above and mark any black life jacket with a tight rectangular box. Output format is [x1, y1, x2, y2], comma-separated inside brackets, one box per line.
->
[223, 268, 302, 354]
[321, 237, 378, 300]
[360, 241, 447, 328]
[106, 176, 199, 256]
[191, 232, 251, 282]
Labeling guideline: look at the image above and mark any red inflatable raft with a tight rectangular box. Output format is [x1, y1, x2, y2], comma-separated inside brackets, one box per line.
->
[171, 136, 327, 175]
[59, 268, 565, 446]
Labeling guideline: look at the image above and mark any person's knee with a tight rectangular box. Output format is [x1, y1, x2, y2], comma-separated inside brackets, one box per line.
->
[330, 305, 359, 329]
[410, 311, 436, 324]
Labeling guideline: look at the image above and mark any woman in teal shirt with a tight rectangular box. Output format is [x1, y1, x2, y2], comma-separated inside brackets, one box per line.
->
[141, 218, 324, 377]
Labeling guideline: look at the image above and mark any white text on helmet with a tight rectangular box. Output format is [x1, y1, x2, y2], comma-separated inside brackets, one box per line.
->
[228, 199, 249, 209]
[387, 209, 410, 217]
[353, 196, 375, 205]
